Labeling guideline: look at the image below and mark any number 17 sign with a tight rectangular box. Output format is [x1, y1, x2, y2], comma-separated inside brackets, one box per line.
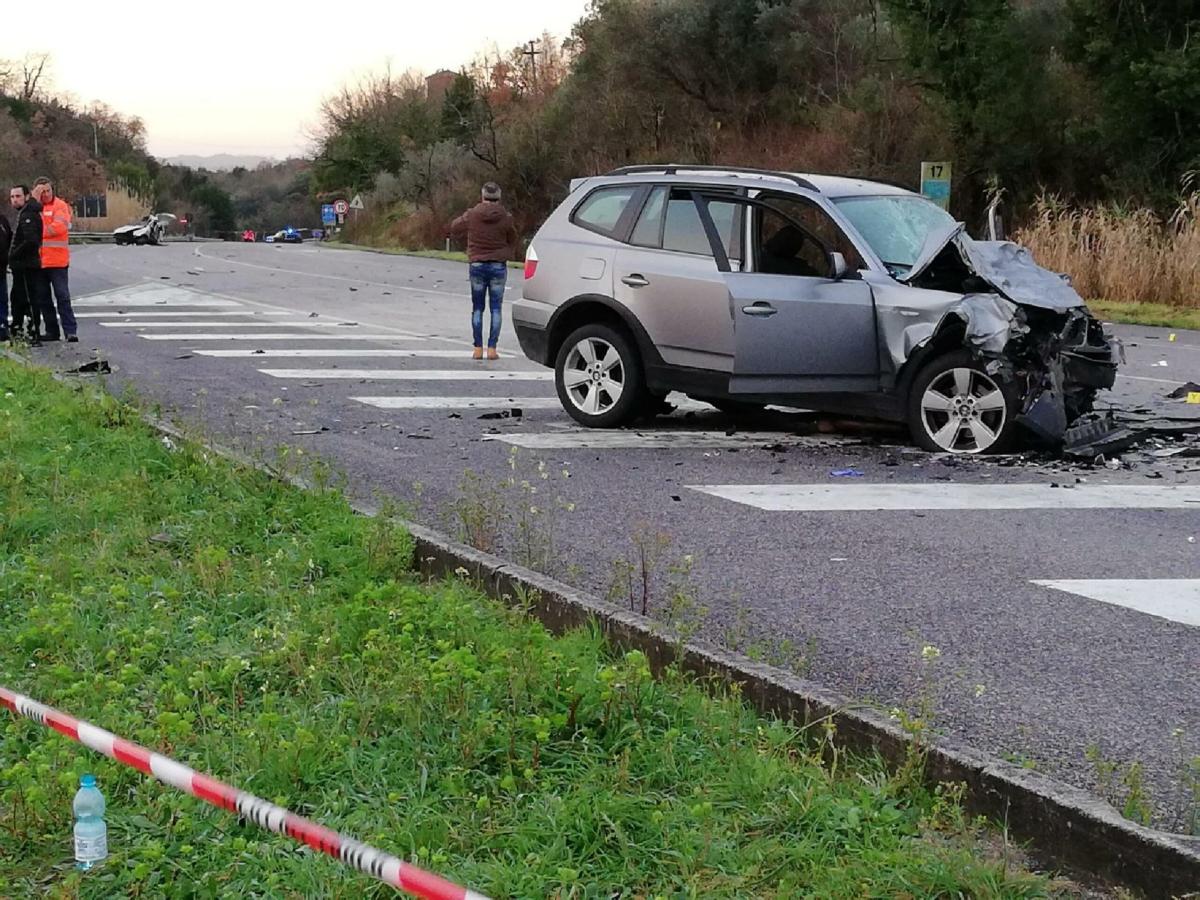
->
[920, 161, 952, 210]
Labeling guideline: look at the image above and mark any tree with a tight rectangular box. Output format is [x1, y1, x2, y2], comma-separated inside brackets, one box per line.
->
[441, 73, 499, 169]
[1067, 0, 1200, 197]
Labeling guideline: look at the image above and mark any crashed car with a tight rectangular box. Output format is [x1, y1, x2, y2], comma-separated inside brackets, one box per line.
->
[113, 214, 165, 246]
[512, 165, 1121, 453]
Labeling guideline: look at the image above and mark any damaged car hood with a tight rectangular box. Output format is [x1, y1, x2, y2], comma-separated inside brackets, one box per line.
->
[899, 224, 1086, 312]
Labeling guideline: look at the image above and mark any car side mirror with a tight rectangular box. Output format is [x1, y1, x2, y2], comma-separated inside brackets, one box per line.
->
[829, 251, 848, 281]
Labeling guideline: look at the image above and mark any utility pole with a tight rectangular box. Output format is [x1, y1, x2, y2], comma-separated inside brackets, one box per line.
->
[91, 121, 99, 157]
[522, 39, 543, 93]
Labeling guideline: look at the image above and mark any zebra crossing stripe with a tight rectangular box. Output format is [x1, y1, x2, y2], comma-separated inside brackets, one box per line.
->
[259, 369, 553, 381]
[0, 684, 489, 899]
[198, 349, 467, 358]
[1033, 580, 1200, 627]
[100, 321, 364, 328]
[488, 430, 837, 450]
[687, 483, 1200, 511]
[74, 298, 243, 308]
[139, 334, 425, 341]
[353, 396, 562, 410]
[76, 311, 294, 318]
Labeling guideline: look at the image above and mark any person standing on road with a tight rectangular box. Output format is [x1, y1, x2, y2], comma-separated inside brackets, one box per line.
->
[8, 185, 45, 345]
[0, 207, 11, 342]
[32, 177, 77, 342]
[448, 182, 518, 360]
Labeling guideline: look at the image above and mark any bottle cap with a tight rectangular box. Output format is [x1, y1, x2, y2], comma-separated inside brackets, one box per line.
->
[80, 774, 96, 788]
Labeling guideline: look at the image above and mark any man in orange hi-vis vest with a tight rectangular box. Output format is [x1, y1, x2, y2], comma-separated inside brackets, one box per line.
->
[32, 177, 78, 342]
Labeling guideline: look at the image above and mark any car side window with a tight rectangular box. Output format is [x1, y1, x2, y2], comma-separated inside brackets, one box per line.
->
[759, 194, 866, 271]
[572, 186, 640, 238]
[630, 187, 668, 247]
[661, 191, 742, 262]
[756, 208, 831, 278]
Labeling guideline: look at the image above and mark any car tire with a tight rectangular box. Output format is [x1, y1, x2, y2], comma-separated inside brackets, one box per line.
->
[555, 323, 646, 428]
[907, 350, 1019, 454]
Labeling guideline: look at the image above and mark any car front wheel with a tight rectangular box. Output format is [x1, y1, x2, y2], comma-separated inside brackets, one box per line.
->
[555, 323, 646, 428]
[907, 350, 1018, 454]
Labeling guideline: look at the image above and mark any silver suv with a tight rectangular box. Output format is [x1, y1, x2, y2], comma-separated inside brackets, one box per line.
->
[512, 165, 1120, 454]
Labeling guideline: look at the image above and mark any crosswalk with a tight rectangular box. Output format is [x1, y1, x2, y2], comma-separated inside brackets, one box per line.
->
[79, 281, 1198, 632]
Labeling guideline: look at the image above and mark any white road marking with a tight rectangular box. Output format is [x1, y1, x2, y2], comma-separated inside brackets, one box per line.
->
[100, 321, 369, 329]
[1033, 580, 1200, 627]
[139, 333, 425, 342]
[195, 349, 469, 358]
[688, 483, 1200, 511]
[487, 430, 835, 449]
[259, 369, 553, 381]
[353, 397, 564, 410]
[76, 311, 293, 318]
[75, 297, 243, 308]
[74, 285, 241, 307]
[1118, 374, 1186, 386]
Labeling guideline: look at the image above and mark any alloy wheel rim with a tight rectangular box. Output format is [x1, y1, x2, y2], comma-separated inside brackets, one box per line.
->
[563, 337, 625, 416]
[921, 367, 1007, 453]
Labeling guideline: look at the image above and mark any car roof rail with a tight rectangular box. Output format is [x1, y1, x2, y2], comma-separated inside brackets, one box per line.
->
[605, 164, 820, 193]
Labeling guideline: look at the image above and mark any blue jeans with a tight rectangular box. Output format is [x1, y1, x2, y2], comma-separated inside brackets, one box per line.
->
[41, 267, 77, 338]
[469, 262, 506, 349]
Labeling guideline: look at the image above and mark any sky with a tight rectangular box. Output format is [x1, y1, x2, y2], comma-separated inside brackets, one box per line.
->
[2, 0, 591, 160]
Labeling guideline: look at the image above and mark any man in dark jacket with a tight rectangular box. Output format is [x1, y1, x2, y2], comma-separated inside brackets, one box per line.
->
[448, 182, 518, 360]
[0, 209, 11, 341]
[9, 185, 46, 344]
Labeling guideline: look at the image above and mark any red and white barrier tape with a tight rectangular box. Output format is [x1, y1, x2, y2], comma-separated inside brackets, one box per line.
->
[0, 685, 490, 900]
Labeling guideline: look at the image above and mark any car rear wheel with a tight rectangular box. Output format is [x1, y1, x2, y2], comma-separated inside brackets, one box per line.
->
[908, 350, 1018, 454]
[555, 323, 646, 428]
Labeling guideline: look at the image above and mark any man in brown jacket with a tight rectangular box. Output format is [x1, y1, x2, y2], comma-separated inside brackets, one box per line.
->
[448, 182, 518, 359]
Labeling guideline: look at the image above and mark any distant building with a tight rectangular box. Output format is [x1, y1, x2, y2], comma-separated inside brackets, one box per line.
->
[71, 181, 152, 233]
[425, 70, 457, 107]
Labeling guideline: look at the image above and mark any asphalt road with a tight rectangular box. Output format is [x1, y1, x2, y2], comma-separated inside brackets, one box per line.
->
[30, 240, 1200, 832]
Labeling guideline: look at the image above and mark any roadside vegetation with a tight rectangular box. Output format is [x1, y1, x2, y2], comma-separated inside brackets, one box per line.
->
[313, 1, 1198, 323]
[0, 358, 1067, 896]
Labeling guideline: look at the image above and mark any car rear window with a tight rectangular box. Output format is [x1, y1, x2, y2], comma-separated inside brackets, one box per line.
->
[572, 186, 640, 238]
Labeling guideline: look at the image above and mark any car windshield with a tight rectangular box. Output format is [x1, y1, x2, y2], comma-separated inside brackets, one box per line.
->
[833, 195, 956, 276]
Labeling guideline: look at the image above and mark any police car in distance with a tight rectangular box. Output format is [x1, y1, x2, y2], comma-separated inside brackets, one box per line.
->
[265, 227, 303, 244]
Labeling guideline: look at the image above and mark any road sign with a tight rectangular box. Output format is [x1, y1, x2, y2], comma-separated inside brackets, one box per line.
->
[321, 204, 336, 225]
[920, 161, 952, 210]
[349, 194, 364, 211]
[333, 199, 349, 216]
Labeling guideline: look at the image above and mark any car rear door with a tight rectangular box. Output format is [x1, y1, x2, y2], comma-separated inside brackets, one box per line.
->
[612, 186, 744, 372]
[694, 193, 880, 395]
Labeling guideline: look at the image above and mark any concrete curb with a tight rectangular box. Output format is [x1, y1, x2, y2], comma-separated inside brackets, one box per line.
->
[4, 352, 1199, 896]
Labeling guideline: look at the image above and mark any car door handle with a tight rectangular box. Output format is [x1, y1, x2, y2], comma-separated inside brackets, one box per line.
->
[621, 274, 650, 288]
[741, 302, 777, 317]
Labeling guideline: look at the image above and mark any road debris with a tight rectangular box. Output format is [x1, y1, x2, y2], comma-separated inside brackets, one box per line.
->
[65, 360, 112, 375]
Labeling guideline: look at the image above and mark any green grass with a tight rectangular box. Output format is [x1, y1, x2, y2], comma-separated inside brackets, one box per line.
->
[0, 359, 1054, 898]
[1090, 299, 1200, 331]
[325, 241, 525, 270]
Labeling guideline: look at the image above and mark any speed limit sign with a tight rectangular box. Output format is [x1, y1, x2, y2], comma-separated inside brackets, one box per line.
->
[333, 199, 349, 215]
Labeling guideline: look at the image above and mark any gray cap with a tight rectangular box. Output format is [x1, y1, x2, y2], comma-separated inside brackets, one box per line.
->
[482, 182, 502, 201]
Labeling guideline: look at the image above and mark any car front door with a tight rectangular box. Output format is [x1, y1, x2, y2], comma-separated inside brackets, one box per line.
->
[695, 194, 880, 395]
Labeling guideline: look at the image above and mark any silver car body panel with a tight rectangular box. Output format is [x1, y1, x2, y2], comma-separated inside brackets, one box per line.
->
[614, 245, 736, 372]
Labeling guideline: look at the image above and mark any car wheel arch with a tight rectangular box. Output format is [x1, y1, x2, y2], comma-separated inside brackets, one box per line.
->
[896, 315, 969, 399]
[547, 294, 659, 369]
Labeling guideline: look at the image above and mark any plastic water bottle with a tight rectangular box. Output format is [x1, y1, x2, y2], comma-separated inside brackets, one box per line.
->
[72, 774, 107, 870]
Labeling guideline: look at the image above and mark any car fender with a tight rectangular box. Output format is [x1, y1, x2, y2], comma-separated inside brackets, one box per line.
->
[546, 294, 663, 369]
